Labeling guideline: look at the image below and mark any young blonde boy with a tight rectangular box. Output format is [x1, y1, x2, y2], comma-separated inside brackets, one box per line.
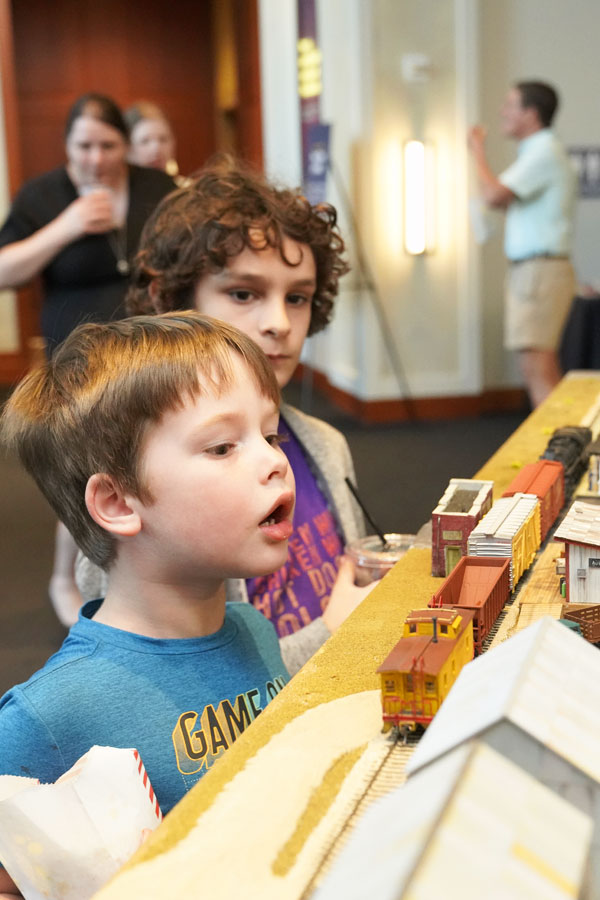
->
[0, 312, 293, 895]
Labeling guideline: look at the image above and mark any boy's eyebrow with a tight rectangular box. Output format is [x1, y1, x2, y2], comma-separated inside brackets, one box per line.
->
[188, 406, 279, 435]
[189, 412, 241, 433]
[217, 270, 317, 289]
[289, 278, 317, 289]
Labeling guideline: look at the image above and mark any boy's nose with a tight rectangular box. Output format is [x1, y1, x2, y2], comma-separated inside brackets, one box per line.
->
[263, 440, 290, 482]
[260, 298, 291, 338]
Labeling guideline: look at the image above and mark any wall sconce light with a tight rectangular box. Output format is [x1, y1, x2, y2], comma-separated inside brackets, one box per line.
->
[403, 140, 436, 255]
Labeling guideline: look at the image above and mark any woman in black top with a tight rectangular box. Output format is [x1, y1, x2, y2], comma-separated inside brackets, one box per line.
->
[0, 93, 176, 626]
[0, 93, 175, 353]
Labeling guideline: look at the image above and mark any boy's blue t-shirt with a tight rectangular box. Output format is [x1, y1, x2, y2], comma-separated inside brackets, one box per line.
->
[0, 600, 288, 815]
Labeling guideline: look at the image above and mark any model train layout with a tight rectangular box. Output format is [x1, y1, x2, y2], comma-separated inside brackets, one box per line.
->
[378, 425, 597, 734]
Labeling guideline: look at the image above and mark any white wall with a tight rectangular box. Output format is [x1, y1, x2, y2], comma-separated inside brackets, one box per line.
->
[357, 0, 481, 400]
[258, 0, 302, 187]
[258, 0, 600, 402]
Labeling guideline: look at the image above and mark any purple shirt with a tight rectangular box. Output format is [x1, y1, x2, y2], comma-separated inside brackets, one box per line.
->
[245, 417, 343, 636]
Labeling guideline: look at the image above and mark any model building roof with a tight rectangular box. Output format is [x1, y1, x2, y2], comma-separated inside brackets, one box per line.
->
[313, 740, 592, 900]
[377, 609, 474, 676]
[554, 500, 600, 548]
[433, 478, 493, 516]
[406, 617, 600, 784]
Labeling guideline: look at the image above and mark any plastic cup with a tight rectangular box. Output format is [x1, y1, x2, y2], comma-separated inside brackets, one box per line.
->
[78, 183, 117, 222]
[345, 533, 415, 586]
[79, 183, 113, 199]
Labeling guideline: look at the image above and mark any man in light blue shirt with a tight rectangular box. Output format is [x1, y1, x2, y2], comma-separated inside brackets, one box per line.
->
[468, 82, 576, 408]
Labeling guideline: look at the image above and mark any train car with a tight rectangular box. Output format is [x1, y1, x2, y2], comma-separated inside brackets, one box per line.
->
[561, 603, 600, 643]
[540, 426, 592, 496]
[378, 608, 475, 732]
[467, 493, 541, 588]
[502, 459, 564, 542]
[429, 556, 511, 654]
[431, 478, 494, 577]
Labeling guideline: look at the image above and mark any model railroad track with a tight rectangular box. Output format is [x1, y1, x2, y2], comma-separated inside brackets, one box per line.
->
[302, 730, 420, 897]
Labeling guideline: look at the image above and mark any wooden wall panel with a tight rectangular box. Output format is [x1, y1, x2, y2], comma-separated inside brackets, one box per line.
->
[10, 0, 218, 180]
[233, 0, 263, 168]
[0, 0, 21, 192]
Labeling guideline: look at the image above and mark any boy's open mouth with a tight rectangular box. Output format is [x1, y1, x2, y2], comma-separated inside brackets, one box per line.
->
[259, 493, 294, 528]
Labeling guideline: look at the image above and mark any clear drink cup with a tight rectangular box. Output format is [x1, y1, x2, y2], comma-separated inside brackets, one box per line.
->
[79, 182, 113, 199]
[78, 183, 116, 222]
[345, 533, 415, 586]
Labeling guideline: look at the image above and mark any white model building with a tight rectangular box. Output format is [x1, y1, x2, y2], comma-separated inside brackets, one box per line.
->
[312, 739, 592, 900]
[554, 500, 600, 604]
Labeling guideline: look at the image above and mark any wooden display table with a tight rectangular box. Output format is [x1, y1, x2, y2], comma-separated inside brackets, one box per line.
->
[95, 373, 600, 900]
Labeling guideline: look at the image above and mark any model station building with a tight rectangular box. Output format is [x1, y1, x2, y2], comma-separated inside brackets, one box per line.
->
[554, 500, 600, 605]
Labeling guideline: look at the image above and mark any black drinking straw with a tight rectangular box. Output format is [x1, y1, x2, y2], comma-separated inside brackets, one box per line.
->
[344, 477, 390, 550]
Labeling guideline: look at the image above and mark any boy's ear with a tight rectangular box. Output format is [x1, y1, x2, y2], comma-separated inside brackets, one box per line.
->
[85, 474, 142, 537]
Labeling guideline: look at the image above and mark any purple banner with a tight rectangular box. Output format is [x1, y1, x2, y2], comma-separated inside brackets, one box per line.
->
[297, 0, 329, 200]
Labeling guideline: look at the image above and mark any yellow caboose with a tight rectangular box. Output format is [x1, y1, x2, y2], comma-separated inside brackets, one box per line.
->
[378, 607, 475, 732]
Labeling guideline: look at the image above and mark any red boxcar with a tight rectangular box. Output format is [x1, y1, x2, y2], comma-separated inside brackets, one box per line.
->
[502, 460, 564, 542]
[429, 556, 511, 654]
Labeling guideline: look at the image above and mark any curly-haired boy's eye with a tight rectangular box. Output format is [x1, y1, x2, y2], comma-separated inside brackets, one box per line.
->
[230, 290, 255, 303]
[287, 294, 310, 307]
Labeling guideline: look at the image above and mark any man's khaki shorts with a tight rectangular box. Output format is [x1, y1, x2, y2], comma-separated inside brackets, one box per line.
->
[504, 257, 576, 351]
